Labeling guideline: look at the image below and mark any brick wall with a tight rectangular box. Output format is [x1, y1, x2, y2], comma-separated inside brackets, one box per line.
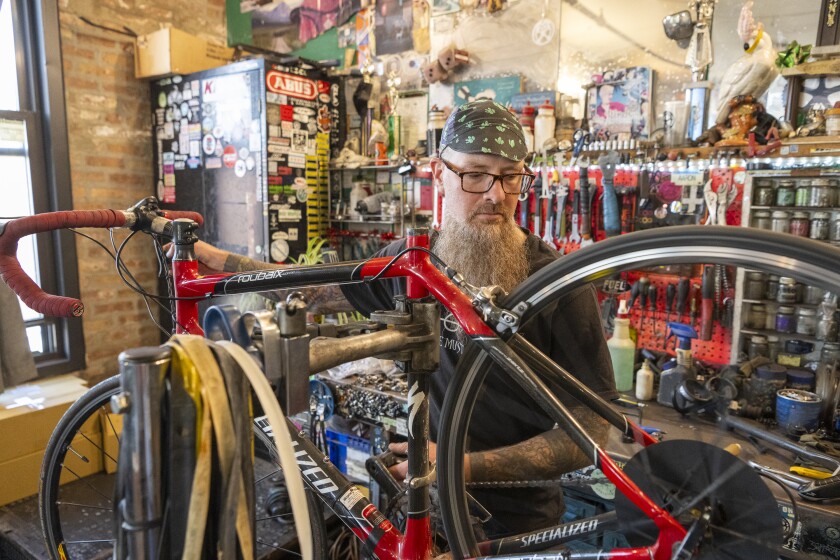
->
[56, 0, 226, 381]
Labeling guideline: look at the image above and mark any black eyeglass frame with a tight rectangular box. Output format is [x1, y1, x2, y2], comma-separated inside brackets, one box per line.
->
[437, 157, 536, 195]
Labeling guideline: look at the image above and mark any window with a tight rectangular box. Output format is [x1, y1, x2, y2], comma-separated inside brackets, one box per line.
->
[1, 0, 84, 376]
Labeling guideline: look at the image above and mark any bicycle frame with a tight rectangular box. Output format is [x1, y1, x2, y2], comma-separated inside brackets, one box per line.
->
[165, 220, 681, 559]
[0, 203, 684, 559]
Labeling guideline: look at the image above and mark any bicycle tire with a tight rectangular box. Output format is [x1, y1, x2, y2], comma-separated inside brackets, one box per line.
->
[40, 375, 121, 560]
[438, 226, 840, 557]
[40, 375, 329, 559]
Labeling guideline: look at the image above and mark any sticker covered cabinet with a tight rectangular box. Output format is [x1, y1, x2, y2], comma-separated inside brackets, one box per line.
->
[150, 58, 344, 263]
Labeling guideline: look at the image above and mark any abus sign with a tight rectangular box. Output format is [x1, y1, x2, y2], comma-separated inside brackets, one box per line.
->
[266, 71, 317, 100]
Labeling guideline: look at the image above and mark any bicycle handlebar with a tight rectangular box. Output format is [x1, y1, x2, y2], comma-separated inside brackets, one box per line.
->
[0, 206, 204, 318]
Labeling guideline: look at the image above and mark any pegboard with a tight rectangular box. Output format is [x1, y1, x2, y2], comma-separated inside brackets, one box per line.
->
[600, 272, 733, 367]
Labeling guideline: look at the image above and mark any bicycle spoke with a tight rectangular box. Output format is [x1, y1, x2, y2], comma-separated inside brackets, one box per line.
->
[58, 465, 113, 504]
[77, 430, 119, 466]
[256, 513, 295, 522]
[55, 501, 111, 511]
[104, 411, 121, 447]
[256, 539, 303, 556]
[64, 538, 116, 545]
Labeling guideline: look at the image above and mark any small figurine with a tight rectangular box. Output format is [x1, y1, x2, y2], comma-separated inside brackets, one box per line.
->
[795, 106, 826, 137]
[437, 47, 470, 72]
[713, 1, 779, 125]
[420, 59, 448, 84]
[715, 95, 764, 147]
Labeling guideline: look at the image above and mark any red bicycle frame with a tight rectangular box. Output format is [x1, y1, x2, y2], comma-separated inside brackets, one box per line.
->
[0, 206, 685, 559]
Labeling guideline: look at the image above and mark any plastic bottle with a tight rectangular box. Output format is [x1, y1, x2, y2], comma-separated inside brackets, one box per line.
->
[608, 300, 636, 392]
[635, 360, 655, 401]
[657, 322, 698, 407]
[518, 102, 536, 153]
[533, 99, 556, 152]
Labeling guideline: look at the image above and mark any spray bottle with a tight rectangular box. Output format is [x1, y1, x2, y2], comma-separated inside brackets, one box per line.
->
[657, 322, 699, 407]
[608, 300, 636, 392]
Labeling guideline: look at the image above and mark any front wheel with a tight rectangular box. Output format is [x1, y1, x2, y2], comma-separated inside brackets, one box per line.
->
[438, 226, 840, 557]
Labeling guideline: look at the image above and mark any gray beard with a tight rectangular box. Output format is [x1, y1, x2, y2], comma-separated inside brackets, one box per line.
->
[433, 205, 529, 294]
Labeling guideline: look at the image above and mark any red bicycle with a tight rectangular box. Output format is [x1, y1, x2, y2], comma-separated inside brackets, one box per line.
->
[2, 196, 828, 559]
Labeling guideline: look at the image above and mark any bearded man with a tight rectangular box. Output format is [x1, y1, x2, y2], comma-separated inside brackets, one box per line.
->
[191, 99, 617, 537]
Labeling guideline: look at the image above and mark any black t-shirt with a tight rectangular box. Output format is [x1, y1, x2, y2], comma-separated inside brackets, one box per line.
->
[341, 231, 617, 535]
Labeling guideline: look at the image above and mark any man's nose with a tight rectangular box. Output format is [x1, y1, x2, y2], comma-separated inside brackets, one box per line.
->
[484, 176, 507, 203]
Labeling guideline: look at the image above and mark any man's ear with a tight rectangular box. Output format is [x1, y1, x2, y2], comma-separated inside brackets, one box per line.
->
[430, 158, 446, 196]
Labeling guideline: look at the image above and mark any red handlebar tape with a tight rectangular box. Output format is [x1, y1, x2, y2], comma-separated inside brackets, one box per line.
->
[161, 210, 204, 226]
[0, 210, 127, 317]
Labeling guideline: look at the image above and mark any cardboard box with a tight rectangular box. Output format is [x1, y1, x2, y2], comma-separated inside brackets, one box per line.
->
[0, 375, 95, 465]
[134, 27, 235, 79]
[0, 430, 103, 506]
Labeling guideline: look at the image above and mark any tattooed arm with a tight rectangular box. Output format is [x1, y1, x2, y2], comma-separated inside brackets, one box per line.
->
[195, 241, 357, 315]
[465, 406, 610, 482]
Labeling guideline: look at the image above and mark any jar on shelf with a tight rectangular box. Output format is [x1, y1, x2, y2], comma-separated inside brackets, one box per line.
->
[776, 180, 796, 206]
[771, 210, 791, 233]
[804, 285, 825, 305]
[765, 275, 781, 301]
[767, 335, 781, 362]
[796, 307, 818, 336]
[776, 305, 796, 333]
[751, 210, 772, 229]
[754, 180, 775, 206]
[765, 302, 778, 331]
[748, 303, 767, 329]
[815, 342, 840, 427]
[810, 179, 835, 207]
[790, 211, 811, 237]
[826, 108, 840, 136]
[817, 295, 839, 342]
[795, 180, 812, 207]
[810, 211, 831, 240]
[745, 272, 767, 299]
[748, 335, 770, 359]
[777, 277, 798, 303]
[831, 214, 840, 242]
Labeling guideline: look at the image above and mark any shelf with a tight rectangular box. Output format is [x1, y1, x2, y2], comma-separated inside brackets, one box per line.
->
[331, 217, 401, 224]
[742, 298, 823, 309]
[738, 327, 832, 344]
[750, 206, 840, 212]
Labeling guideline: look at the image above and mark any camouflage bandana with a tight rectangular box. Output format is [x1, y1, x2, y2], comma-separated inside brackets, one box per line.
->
[438, 99, 527, 162]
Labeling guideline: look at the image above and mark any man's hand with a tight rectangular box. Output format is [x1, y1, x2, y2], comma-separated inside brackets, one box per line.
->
[387, 441, 438, 481]
[164, 240, 231, 275]
[190, 240, 230, 273]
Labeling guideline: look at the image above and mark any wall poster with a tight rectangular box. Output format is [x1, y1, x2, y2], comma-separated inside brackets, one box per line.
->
[586, 67, 653, 141]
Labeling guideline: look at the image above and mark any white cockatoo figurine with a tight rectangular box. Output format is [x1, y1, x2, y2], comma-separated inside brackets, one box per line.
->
[713, 1, 779, 125]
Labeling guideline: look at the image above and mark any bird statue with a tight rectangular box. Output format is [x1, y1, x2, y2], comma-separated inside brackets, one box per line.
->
[713, 1, 779, 125]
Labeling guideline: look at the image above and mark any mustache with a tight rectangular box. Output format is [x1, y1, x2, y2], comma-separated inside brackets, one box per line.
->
[469, 202, 508, 219]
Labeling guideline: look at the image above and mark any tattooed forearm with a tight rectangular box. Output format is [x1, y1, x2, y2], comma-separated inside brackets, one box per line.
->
[467, 407, 610, 482]
[222, 254, 356, 315]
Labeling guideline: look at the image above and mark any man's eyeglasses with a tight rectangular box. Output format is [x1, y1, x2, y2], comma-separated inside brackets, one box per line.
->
[438, 157, 535, 195]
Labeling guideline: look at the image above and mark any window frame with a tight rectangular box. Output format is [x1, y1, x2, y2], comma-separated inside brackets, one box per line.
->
[6, 0, 85, 376]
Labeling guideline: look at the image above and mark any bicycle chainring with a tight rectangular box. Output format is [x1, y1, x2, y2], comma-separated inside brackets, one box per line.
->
[613, 439, 782, 560]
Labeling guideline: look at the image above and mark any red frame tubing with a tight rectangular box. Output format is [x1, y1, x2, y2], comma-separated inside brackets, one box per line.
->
[0, 210, 126, 317]
[596, 449, 686, 560]
[360, 257, 495, 337]
[171, 258, 203, 335]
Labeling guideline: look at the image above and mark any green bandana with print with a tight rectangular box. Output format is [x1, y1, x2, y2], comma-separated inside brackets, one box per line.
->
[439, 99, 527, 162]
